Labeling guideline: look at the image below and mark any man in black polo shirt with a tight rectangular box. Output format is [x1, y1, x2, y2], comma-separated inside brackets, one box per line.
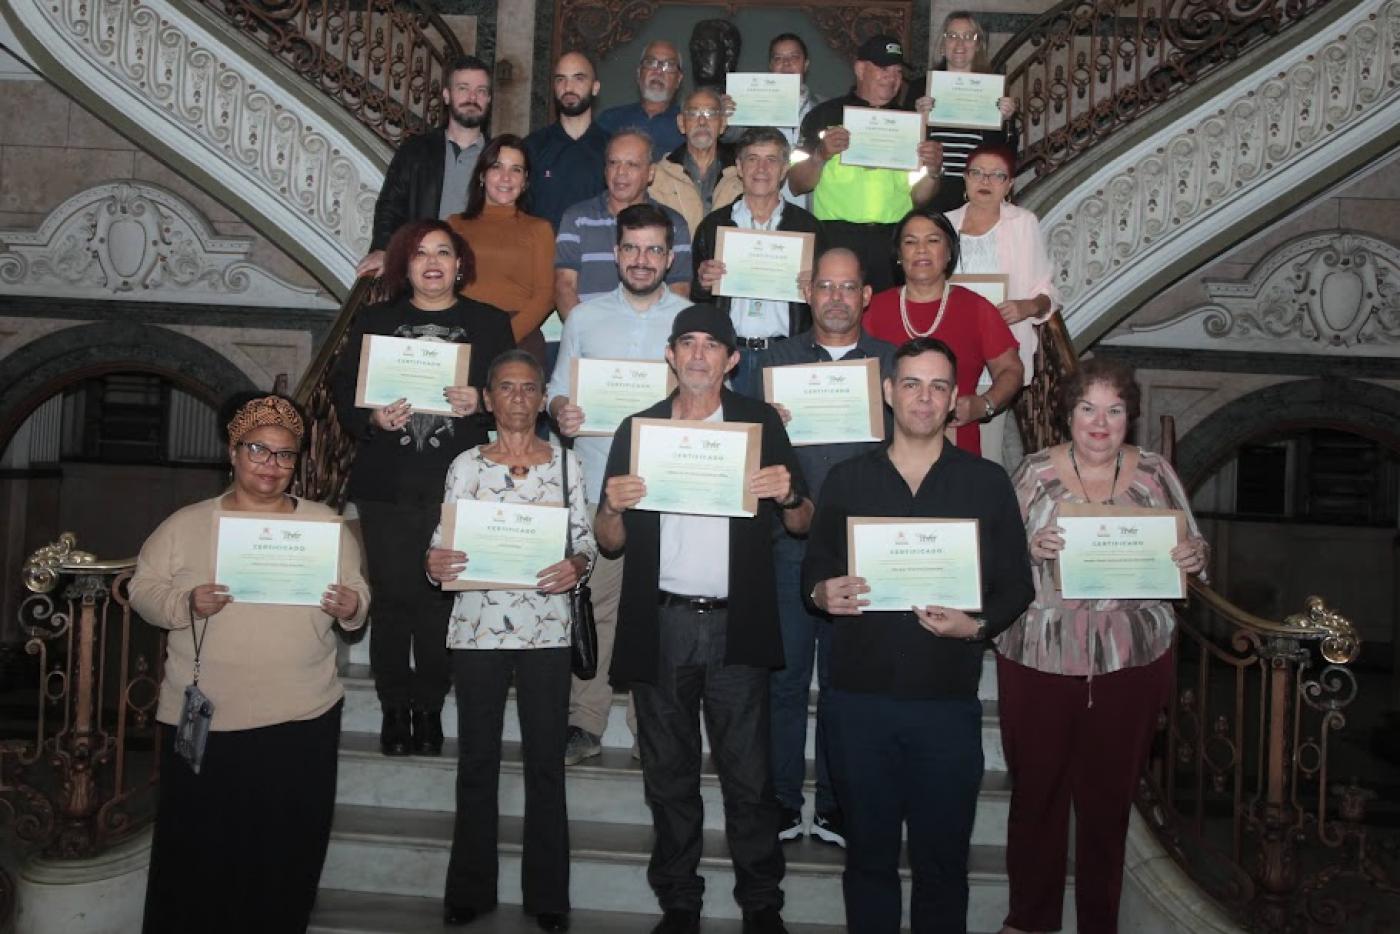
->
[596, 304, 811, 934]
[524, 51, 611, 231]
[802, 337, 1033, 934]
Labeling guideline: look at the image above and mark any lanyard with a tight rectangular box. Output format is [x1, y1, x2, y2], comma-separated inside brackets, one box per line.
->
[185, 592, 210, 685]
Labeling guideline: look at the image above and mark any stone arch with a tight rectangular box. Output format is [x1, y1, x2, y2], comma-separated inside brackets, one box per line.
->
[1174, 377, 1400, 491]
[0, 321, 258, 454]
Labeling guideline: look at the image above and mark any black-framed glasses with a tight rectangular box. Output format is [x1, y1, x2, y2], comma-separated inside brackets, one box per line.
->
[237, 441, 299, 468]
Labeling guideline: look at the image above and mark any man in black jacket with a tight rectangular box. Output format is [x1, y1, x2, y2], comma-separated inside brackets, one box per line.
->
[596, 304, 811, 934]
[356, 55, 493, 277]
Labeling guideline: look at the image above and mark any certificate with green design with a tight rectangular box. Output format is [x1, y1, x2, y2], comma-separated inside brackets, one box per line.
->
[213, 512, 341, 607]
[1056, 503, 1186, 600]
[715, 228, 816, 304]
[763, 359, 883, 446]
[629, 418, 761, 518]
[571, 358, 676, 437]
[726, 72, 802, 127]
[847, 518, 982, 612]
[926, 71, 1004, 130]
[439, 499, 569, 591]
[354, 334, 471, 416]
[841, 106, 925, 171]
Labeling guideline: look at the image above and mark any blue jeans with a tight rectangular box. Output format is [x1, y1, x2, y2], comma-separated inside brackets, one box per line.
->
[729, 346, 770, 397]
[826, 689, 985, 934]
[769, 541, 834, 814]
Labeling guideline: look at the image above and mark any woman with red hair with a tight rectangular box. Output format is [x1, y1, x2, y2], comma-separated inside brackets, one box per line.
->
[332, 219, 514, 757]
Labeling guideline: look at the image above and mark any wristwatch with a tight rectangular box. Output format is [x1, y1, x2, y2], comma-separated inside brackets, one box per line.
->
[980, 395, 996, 421]
[967, 618, 989, 641]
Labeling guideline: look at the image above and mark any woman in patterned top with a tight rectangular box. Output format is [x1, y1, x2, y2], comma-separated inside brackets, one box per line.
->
[426, 349, 595, 932]
[996, 358, 1209, 934]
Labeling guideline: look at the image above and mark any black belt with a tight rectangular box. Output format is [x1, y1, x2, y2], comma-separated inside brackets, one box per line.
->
[736, 335, 786, 351]
[658, 590, 729, 612]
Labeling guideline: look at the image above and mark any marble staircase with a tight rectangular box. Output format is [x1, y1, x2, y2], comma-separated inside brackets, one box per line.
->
[310, 645, 1076, 933]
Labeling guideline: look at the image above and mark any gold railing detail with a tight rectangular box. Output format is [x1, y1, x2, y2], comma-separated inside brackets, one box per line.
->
[200, 0, 464, 145]
[991, 0, 1334, 188]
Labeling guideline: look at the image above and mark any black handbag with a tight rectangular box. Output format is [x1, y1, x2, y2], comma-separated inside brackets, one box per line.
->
[560, 448, 598, 679]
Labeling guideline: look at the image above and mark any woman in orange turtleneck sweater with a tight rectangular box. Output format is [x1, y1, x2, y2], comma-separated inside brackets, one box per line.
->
[449, 134, 555, 363]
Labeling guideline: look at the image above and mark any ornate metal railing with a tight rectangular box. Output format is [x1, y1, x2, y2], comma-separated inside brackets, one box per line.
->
[0, 535, 161, 919]
[200, 0, 464, 144]
[991, 0, 1334, 187]
[292, 274, 384, 507]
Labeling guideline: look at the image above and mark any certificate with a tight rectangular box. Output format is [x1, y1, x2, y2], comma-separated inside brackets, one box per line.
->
[726, 72, 802, 127]
[438, 499, 569, 591]
[212, 512, 342, 607]
[629, 418, 761, 518]
[354, 334, 471, 416]
[1056, 503, 1186, 600]
[950, 273, 1009, 306]
[848, 518, 982, 611]
[571, 358, 676, 437]
[926, 71, 1004, 130]
[715, 228, 816, 304]
[841, 106, 925, 171]
[763, 359, 883, 446]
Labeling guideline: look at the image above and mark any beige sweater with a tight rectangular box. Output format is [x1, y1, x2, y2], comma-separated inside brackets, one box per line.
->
[130, 495, 370, 731]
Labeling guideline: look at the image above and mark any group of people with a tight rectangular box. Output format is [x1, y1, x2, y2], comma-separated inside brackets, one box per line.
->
[128, 13, 1212, 934]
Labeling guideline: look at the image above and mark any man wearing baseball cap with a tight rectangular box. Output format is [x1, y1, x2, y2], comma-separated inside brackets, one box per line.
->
[595, 303, 812, 934]
[788, 34, 944, 292]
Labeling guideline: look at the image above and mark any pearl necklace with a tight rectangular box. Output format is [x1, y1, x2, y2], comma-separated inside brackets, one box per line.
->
[899, 283, 950, 339]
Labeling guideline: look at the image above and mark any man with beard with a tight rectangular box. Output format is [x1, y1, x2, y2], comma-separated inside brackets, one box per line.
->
[546, 203, 691, 768]
[597, 40, 685, 160]
[524, 51, 611, 231]
[648, 88, 743, 237]
[358, 55, 493, 277]
[555, 131, 692, 318]
[744, 247, 893, 851]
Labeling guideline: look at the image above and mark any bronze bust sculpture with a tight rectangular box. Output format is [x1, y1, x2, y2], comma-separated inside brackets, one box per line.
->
[689, 19, 741, 89]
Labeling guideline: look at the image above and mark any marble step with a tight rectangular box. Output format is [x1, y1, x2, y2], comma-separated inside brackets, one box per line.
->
[340, 663, 1006, 770]
[335, 734, 1013, 847]
[309, 888, 852, 933]
[320, 806, 1072, 929]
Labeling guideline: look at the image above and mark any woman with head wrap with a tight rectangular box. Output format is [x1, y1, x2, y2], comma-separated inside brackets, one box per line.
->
[130, 393, 370, 934]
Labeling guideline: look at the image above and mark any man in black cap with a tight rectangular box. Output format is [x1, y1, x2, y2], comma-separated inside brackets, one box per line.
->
[788, 34, 943, 292]
[595, 304, 812, 934]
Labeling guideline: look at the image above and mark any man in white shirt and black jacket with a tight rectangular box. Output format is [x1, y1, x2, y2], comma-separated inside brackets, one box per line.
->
[801, 336, 1033, 934]
[595, 303, 812, 934]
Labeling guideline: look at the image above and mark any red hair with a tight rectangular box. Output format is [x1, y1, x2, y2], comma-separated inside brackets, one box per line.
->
[964, 143, 1017, 177]
[379, 219, 476, 299]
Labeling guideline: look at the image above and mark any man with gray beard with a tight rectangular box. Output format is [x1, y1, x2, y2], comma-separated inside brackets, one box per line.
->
[598, 40, 685, 159]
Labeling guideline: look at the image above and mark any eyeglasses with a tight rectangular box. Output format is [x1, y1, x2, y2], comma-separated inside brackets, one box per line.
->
[812, 281, 863, 295]
[943, 31, 981, 43]
[618, 243, 668, 258]
[683, 108, 720, 120]
[966, 167, 1010, 183]
[237, 441, 299, 468]
[640, 57, 681, 73]
[769, 53, 804, 66]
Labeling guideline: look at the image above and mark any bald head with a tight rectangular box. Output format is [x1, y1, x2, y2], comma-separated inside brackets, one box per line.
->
[808, 248, 871, 343]
[553, 51, 599, 117]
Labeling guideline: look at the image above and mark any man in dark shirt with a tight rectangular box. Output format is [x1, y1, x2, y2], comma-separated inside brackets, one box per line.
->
[597, 40, 685, 159]
[596, 304, 812, 934]
[524, 51, 610, 231]
[743, 247, 893, 850]
[802, 336, 1033, 934]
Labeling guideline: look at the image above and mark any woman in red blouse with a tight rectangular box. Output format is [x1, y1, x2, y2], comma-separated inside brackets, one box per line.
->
[862, 209, 1022, 456]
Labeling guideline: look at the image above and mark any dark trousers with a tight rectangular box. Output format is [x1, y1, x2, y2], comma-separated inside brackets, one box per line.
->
[357, 499, 452, 711]
[445, 647, 572, 915]
[825, 220, 899, 293]
[632, 606, 785, 913]
[143, 702, 342, 934]
[827, 689, 984, 934]
[770, 544, 834, 814]
[997, 652, 1173, 934]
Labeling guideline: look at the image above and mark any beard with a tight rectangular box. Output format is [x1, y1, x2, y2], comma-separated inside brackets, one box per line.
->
[451, 102, 488, 129]
[621, 268, 663, 296]
[556, 91, 595, 117]
[641, 81, 673, 104]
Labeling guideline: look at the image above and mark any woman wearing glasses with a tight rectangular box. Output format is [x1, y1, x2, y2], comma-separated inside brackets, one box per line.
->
[924, 11, 1020, 212]
[332, 219, 514, 758]
[946, 144, 1059, 464]
[131, 393, 370, 933]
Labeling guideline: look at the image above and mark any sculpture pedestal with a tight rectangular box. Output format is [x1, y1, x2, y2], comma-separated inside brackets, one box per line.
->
[15, 829, 150, 934]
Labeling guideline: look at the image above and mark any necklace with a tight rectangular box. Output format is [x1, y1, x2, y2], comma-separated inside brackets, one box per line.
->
[508, 464, 530, 478]
[1069, 446, 1123, 504]
[899, 285, 949, 339]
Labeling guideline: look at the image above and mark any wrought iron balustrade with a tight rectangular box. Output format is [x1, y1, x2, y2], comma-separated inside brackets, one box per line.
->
[991, 0, 1334, 189]
[200, 0, 464, 144]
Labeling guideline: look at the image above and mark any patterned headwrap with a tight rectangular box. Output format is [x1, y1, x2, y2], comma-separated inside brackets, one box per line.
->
[227, 395, 304, 445]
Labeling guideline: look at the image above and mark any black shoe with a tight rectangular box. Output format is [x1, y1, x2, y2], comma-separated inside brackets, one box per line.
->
[811, 810, 846, 848]
[742, 907, 789, 934]
[536, 912, 570, 932]
[777, 806, 804, 842]
[650, 909, 701, 934]
[379, 706, 411, 756]
[443, 901, 495, 926]
[411, 707, 444, 755]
